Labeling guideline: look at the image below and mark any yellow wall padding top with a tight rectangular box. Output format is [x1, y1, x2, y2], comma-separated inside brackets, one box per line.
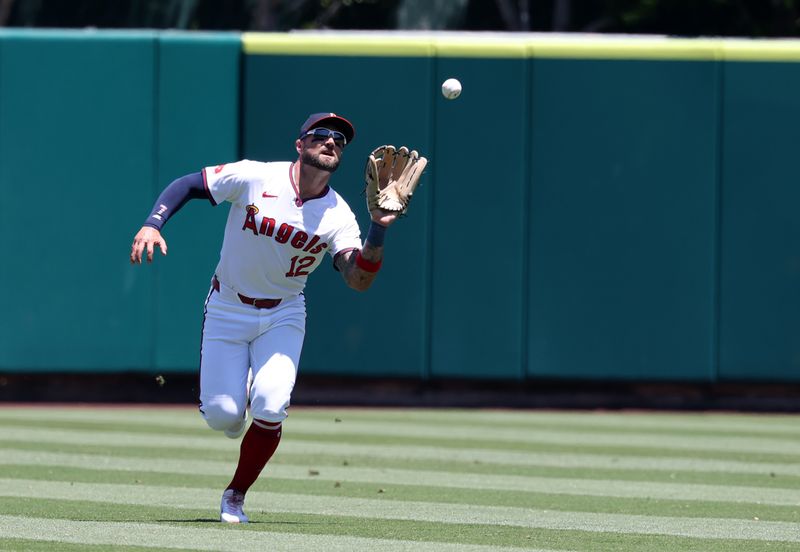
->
[242, 32, 800, 62]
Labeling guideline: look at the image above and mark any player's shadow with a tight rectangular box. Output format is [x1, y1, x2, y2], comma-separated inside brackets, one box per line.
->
[156, 518, 222, 523]
[155, 518, 316, 525]
[74, 518, 224, 524]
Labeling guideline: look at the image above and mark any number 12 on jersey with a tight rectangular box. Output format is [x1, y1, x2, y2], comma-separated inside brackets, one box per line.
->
[286, 255, 315, 277]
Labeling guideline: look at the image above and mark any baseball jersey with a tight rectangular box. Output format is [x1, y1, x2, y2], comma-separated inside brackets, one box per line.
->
[203, 160, 362, 299]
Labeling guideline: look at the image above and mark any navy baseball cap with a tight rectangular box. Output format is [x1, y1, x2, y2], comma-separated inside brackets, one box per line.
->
[300, 112, 355, 144]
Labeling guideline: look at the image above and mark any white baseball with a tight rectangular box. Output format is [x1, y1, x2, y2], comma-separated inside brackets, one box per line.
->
[441, 78, 462, 100]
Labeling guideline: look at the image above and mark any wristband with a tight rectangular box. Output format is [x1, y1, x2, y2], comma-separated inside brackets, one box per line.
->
[366, 221, 387, 248]
[355, 250, 382, 272]
[144, 204, 168, 231]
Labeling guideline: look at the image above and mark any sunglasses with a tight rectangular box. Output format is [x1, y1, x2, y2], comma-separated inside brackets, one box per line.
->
[301, 127, 347, 147]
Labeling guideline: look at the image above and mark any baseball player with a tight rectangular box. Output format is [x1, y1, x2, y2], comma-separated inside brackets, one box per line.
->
[130, 112, 426, 523]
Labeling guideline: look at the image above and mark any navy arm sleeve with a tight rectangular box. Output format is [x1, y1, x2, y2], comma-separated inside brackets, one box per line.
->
[142, 172, 208, 231]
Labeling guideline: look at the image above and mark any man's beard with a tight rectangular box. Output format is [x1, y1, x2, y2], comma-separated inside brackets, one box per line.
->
[301, 149, 340, 172]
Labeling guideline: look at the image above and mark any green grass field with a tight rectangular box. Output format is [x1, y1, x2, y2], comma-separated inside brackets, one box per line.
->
[0, 405, 798, 551]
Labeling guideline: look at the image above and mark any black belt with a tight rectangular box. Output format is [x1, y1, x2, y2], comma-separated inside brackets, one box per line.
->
[212, 276, 282, 309]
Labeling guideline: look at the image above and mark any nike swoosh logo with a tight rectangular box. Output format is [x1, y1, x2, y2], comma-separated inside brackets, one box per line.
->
[262, 193, 278, 198]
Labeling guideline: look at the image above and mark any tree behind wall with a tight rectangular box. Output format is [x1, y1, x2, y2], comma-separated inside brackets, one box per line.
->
[2, 0, 799, 36]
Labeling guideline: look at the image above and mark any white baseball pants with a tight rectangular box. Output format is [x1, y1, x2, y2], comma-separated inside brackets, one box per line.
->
[198, 277, 306, 433]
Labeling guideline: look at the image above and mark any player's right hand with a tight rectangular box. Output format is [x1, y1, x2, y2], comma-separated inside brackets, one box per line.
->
[130, 226, 168, 264]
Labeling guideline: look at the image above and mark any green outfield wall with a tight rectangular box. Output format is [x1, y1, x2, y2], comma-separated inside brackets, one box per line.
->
[0, 30, 239, 372]
[1, 30, 798, 383]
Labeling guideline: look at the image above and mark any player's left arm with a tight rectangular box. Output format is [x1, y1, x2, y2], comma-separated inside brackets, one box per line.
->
[336, 210, 397, 291]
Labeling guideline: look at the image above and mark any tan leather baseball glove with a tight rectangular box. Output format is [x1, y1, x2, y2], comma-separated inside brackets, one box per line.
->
[365, 145, 428, 215]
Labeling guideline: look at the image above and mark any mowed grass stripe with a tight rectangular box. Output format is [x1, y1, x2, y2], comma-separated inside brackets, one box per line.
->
[0, 407, 800, 438]
[2, 451, 798, 506]
[2, 500, 797, 552]
[5, 477, 800, 530]
[5, 428, 800, 478]
[0, 427, 235, 450]
[287, 410, 800, 439]
[0, 538, 170, 552]
[0, 515, 547, 552]
[3, 415, 795, 444]
[0, 429, 800, 476]
[279, 443, 800, 478]
[284, 420, 800, 454]
[8, 436, 800, 472]
[12, 436, 799, 470]
[2, 407, 797, 437]
[3, 423, 800, 457]
[294, 410, 800, 436]
[1, 479, 798, 543]
[6, 464, 800, 523]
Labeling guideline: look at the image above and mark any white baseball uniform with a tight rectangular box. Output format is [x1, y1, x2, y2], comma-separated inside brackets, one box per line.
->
[198, 159, 361, 431]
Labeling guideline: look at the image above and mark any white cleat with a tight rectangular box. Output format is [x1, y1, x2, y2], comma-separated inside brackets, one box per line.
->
[220, 488, 249, 523]
[224, 416, 247, 439]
